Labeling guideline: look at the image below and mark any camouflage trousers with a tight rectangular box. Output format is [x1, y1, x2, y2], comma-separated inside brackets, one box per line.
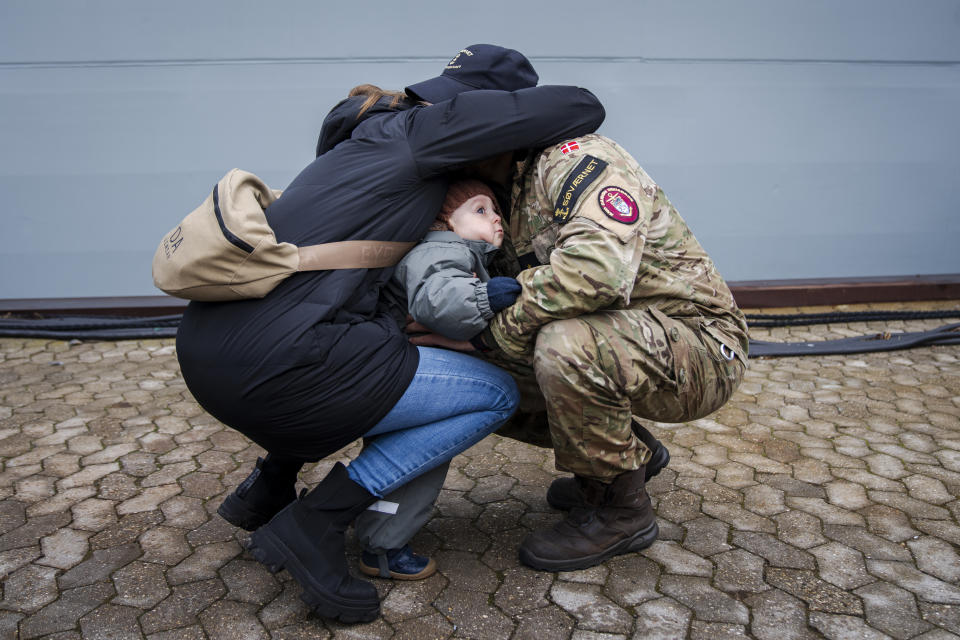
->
[484, 308, 746, 480]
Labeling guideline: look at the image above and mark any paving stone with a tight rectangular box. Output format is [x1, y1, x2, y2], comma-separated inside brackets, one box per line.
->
[43, 451, 80, 478]
[559, 564, 608, 585]
[914, 519, 960, 547]
[111, 560, 171, 608]
[745, 588, 820, 640]
[71, 497, 119, 531]
[0, 612, 24, 640]
[428, 518, 490, 554]
[179, 471, 224, 499]
[731, 531, 815, 569]
[660, 576, 749, 624]
[434, 586, 513, 640]
[631, 597, 692, 640]
[19, 582, 114, 639]
[714, 462, 757, 489]
[643, 540, 713, 576]
[572, 632, 629, 640]
[713, 549, 769, 593]
[159, 494, 208, 529]
[603, 553, 661, 607]
[918, 602, 960, 635]
[912, 630, 960, 640]
[133, 527, 189, 568]
[97, 472, 140, 501]
[809, 612, 893, 640]
[774, 510, 827, 549]
[0, 546, 41, 580]
[908, 536, 960, 583]
[809, 542, 874, 589]
[167, 540, 241, 585]
[140, 578, 227, 634]
[512, 606, 574, 640]
[219, 558, 281, 605]
[493, 567, 554, 615]
[146, 624, 208, 640]
[116, 484, 181, 515]
[0, 563, 59, 612]
[79, 603, 143, 639]
[38, 527, 91, 570]
[380, 612, 451, 640]
[682, 516, 733, 556]
[656, 489, 702, 523]
[434, 488, 481, 519]
[58, 542, 141, 589]
[855, 581, 933, 640]
[701, 501, 776, 532]
[868, 491, 952, 520]
[185, 514, 237, 545]
[866, 560, 960, 604]
[825, 479, 872, 510]
[475, 499, 526, 534]
[379, 573, 447, 623]
[0, 499, 27, 536]
[198, 599, 269, 640]
[689, 621, 751, 639]
[743, 484, 787, 516]
[550, 582, 634, 633]
[257, 579, 314, 629]
[270, 622, 332, 640]
[822, 524, 913, 561]
[862, 505, 921, 542]
[141, 461, 197, 489]
[433, 549, 498, 592]
[766, 568, 863, 614]
[15, 475, 56, 502]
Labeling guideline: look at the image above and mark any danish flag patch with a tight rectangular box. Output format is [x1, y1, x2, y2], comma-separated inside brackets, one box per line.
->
[559, 140, 580, 155]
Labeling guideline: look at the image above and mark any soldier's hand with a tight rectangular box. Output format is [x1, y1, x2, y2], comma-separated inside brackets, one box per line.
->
[409, 332, 476, 352]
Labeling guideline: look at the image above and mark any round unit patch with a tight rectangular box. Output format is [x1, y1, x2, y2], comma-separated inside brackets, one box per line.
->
[597, 186, 639, 224]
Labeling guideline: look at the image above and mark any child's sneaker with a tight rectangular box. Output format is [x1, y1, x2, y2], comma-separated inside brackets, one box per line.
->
[359, 545, 436, 580]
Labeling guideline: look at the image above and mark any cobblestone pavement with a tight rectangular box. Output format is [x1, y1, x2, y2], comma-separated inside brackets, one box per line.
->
[1, 303, 959, 639]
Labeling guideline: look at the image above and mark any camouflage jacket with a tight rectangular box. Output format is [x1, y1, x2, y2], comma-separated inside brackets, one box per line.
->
[485, 134, 748, 361]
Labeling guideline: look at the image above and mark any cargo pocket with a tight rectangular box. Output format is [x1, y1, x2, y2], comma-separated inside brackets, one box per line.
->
[647, 308, 694, 398]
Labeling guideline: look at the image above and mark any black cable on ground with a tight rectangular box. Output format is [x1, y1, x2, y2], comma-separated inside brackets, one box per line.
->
[2, 310, 960, 357]
[745, 309, 960, 327]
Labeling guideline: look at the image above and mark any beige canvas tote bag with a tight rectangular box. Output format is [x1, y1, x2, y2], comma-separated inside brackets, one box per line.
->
[152, 169, 414, 301]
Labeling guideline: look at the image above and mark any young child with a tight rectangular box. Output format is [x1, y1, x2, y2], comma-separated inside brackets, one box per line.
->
[355, 179, 522, 580]
[394, 178, 522, 340]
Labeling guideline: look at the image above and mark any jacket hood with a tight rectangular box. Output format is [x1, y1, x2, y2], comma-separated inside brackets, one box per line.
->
[315, 95, 414, 157]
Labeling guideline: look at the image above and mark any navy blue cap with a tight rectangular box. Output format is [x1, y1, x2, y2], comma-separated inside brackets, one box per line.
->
[405, 44, 539, 103]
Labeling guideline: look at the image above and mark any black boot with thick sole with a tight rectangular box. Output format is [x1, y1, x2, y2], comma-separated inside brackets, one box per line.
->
[520, 467, 658, 572]
[547, 421, 670, 510]
[246, 462, 380, 623]
[218, 454, 302, 531]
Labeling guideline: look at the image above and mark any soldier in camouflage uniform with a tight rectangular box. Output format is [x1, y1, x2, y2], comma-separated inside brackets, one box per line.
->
[472, 133, 748, 571]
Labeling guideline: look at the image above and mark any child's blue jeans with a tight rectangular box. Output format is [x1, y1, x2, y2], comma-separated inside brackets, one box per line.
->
[346, 346, 519, 497]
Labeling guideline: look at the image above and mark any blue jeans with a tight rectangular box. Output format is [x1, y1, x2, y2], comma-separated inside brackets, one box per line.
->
[346, 347, 519, 497]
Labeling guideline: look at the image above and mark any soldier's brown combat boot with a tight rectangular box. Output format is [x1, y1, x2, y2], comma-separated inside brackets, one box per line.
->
[519, 467, 658, 571]
[546, 421, 669, 510]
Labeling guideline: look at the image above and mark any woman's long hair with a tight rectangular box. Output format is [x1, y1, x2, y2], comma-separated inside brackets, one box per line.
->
[348, 84, 409, 118]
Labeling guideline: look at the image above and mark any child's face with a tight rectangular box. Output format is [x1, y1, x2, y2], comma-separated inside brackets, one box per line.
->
[447, 195, 503, 247]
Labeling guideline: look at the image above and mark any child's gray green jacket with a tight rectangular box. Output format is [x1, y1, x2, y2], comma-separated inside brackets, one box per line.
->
[391, 231, 499, 341]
